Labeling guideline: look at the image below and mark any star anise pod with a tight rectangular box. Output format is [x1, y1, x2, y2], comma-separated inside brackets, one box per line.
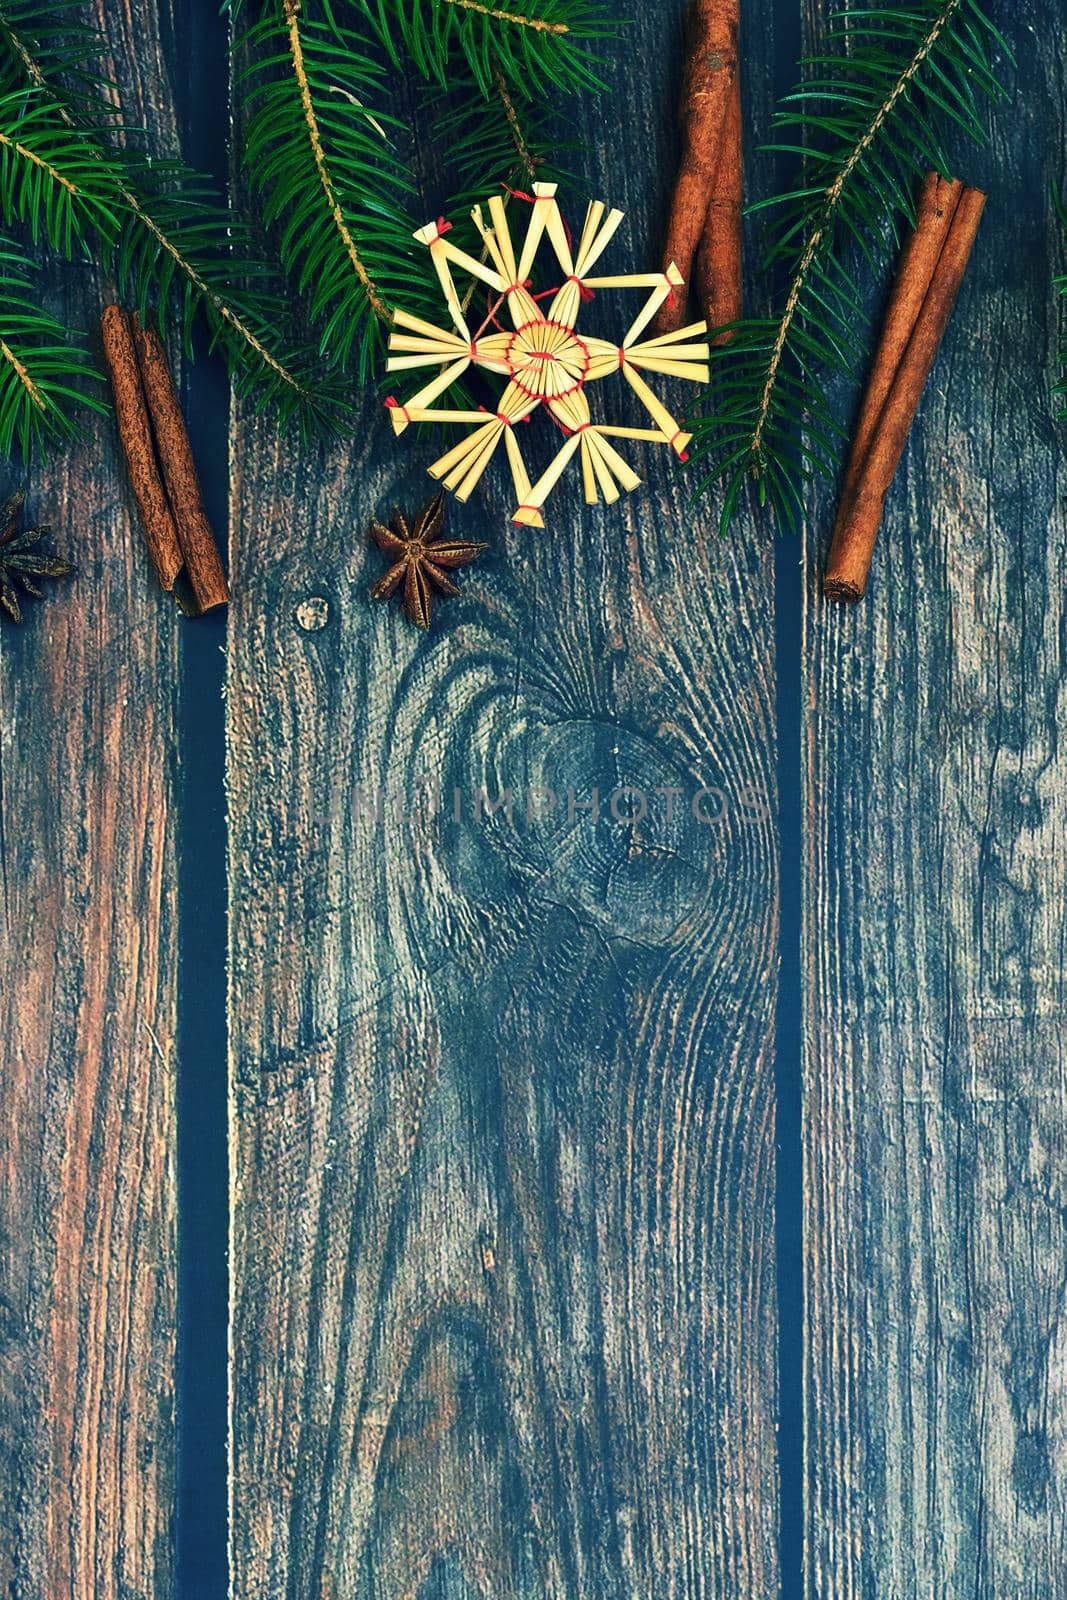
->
[369, 493, 486, 631]
[0, 492, 71, 623]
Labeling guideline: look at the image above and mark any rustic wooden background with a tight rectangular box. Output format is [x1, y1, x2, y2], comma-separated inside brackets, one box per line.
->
[0, 0, 1063, 1596]
[801, 2, 1067, 1594]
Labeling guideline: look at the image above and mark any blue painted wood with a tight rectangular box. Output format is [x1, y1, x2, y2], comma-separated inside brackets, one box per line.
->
[801, 2, 1067, 1594]
[226, 2, 783, 1595]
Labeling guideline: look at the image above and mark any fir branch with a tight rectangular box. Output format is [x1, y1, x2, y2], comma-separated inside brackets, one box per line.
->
[0, 88, 121, 253]
[355, 0, 615, 98]
[236, 0, 437, 379]
[0, 231, 105, 457]
[0, 0, 116, 120]
[751, 2, 962, 465]
[278, 0, 389, 320]
[492, 63, 540, 184]
[437, 62, 565, 210]
[688, 0, 1010, 533]
[0, 1, 344, 436]
[112, 161, 343, 433]
[440, 0, 568, 33]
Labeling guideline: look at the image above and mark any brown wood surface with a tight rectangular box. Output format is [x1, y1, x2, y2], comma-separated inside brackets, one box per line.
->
[802, 2, 1067, 1593]
[227, 2, 781, 1595]
[0, 3, 180, 1595]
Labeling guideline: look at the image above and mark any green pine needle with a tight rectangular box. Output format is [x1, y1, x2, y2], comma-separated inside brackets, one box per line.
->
[236, 0, 439, 383]
[438, 61, 571, 206]
[353, 0, 615, 99]
[688, 0, 1011, 535]
[0, 88, 122, 252]
[0, 231, 105, 457]
[0, 0, 348, 444]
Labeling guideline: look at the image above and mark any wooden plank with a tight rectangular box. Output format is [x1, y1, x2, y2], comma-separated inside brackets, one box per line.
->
[0, 4, 181, 1595]
[227, 2, 781, 1594]
[802, 3, 1067, 1593]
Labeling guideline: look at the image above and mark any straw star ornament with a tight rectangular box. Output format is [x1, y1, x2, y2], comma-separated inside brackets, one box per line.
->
[384, 184, 710, 527]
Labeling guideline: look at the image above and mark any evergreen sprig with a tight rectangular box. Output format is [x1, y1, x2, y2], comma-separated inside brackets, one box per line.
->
[110, 155, 347, 434]
[0, 231, 105, 456]
[438, 61, 567, 207]
[355, 0, 612, 98]
[0, 0, 347, 449]
[0, 88, 121, 251]
[688, 0, 1009, 533]
[236, 0, 438, 382]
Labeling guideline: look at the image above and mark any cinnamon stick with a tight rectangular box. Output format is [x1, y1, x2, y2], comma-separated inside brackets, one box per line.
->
[838, 173, 963, 512]
[694, 57, 743, 343]
[100, 305, 183, 591]
[824, 181, 986, 604]
[132, 315, 229, 613]
[657, 0, 739, 336]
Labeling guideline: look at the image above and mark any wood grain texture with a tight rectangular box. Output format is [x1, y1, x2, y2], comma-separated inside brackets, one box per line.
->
[227, 3, 781, 1594]
[0, 3, 180, 1594]
[802, 4, 1067, 1594]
